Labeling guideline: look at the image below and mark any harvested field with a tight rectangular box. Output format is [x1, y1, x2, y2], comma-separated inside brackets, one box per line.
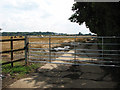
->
[1, 36, 87, 63]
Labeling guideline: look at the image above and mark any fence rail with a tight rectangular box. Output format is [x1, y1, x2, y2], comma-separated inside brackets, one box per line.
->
[1, 58, 25, 65]
[0, 38, 25, 42]
[29, 42, 120, 45]
[28, 36, 120, 38]
[0, 48, 25, 54]
[28, 60, 119, 67]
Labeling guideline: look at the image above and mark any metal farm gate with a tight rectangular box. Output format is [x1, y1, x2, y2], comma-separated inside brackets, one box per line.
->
[27, 36, 120, 67]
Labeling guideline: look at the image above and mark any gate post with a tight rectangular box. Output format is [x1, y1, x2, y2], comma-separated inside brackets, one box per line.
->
[25, 36, 28, 65]
[49, 35, 51, 63]
[102, 37, 104, 60]
[74, 36, 77, 66]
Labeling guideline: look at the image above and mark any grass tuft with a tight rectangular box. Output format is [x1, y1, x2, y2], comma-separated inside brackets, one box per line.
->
[2, 62, 42, 78]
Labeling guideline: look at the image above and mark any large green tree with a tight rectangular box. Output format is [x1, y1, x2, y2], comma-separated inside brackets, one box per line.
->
[69, 2, 120, 85]
[69, 2, 120, 36]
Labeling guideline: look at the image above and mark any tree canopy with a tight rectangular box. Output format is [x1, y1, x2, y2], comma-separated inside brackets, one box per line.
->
[69, 2, 120, 36]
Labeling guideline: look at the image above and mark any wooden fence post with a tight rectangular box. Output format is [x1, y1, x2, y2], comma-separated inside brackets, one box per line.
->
[25, 36, 28, 65]
[10, 36, 13, 67]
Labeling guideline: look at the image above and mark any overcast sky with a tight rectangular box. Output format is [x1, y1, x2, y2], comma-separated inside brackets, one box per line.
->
[0, 0, 91, 34]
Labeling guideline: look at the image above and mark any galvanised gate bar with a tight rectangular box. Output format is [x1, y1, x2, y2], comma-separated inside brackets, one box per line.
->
[27, 36, 120, 67]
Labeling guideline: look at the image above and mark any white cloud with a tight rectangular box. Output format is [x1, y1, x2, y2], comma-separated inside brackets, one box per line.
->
[0, 0, 91, 34]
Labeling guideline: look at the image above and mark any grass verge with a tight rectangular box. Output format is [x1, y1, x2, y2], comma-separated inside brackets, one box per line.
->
[2, 61, 43, 88]
[2, 62, 42, 77]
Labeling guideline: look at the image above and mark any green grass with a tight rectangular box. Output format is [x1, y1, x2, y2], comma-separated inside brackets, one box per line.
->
[2, 62, 42, 78]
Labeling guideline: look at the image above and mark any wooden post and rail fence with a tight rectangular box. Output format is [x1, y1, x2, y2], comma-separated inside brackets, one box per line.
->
[0, 36, 28, 67]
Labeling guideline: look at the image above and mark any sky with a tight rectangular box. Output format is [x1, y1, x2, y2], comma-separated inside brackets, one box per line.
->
[0, 0, 91, 34]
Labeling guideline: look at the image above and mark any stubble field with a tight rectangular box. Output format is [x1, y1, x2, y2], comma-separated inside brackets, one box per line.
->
[1, 36, 87, 62]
